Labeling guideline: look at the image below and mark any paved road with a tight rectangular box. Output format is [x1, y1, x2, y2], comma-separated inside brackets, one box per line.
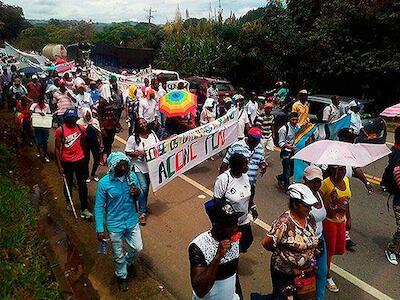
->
[107, 126, 399, 300]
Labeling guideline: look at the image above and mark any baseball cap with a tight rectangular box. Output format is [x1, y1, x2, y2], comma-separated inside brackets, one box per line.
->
[224, 97, 232, 103]
[304, 165, 323, 180]
[298, 89, 308, 95]
[63, 109, 78, 118]
[32, 74, 38, 79]
[247, 127, 263, 140]
[348, 100, 362, 108]
[264, 102, 274, 109]
[205, 199, 244, 226]
[287, 183, 318, 205]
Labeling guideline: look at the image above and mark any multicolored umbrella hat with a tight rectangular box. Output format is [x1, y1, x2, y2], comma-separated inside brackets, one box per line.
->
[159, 90, 197, 117]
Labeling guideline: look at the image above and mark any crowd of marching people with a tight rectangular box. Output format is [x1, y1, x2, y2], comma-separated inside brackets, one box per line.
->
[1, 61, 400, 300]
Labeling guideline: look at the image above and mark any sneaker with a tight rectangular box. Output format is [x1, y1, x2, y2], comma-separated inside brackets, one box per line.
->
[86, 178, 91, 183]
[346, 239, 357, 250]
[385, 249, 399, 265]
[127, 264, 137, 278]
[44, 157, 50, 163]
[139, 213, 146, 226]
[116, 276, 129, 292]
[326, 277, 339, 293]
[93, 176, 99, 182]
[80, 209, 93, 219]
[66, 204, 73, 212]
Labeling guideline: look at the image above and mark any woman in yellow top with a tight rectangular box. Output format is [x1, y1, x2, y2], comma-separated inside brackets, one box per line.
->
[320, 165, 351, 293]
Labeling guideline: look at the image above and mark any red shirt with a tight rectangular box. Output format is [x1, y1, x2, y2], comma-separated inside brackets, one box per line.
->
[55, 125, 86, 162]
[27, 81, 42, 101]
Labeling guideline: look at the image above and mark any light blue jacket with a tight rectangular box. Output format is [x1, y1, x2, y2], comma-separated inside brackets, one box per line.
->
[95, 171, 142, 233]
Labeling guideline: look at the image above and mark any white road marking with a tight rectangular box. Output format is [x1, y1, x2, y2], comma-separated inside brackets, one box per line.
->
[115, 134, 393, 300]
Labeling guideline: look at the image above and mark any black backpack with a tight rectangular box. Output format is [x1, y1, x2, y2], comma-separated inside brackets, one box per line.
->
[381, 148, 400, 194]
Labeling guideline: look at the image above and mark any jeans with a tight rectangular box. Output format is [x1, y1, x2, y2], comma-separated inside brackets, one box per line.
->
[109, 224, 143, 279]
[62, 159, 88, 210]
[135, 171, 150, 214]
[56, 115, 64, 127]
[316, 236, 327, 300]
[277, 158, 294, 191]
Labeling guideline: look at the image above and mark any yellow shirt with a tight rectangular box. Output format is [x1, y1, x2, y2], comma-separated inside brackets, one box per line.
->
[292, 101, 310, 126]
[320, 177, 351, 222]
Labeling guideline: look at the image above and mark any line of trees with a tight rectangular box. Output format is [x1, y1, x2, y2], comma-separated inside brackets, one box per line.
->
[1, 0, 399, 106]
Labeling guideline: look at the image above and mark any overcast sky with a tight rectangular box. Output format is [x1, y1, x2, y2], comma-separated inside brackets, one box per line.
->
[4, 0, 267, 23]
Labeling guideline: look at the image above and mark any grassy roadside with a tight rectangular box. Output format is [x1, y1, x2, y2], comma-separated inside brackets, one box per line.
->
[0, 141, 61, 299]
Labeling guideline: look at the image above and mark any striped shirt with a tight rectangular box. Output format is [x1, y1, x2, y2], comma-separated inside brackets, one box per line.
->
[223, 139, 264, 184]
[254, 110, 274, 139]
[54, 90, 74, 116]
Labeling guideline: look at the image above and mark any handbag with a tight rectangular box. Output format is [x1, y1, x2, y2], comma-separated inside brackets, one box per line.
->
[294, 270, 316, 300]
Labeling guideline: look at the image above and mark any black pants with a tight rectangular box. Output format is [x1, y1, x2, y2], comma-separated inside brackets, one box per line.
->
[238, 223, 254, 253]
[128, 112, 136, 137]
[103, 128, 116, 157]
[113, 108, 123, 123]
[62, 159, 88, 210]
[85, 141, 100, 178]
[277, 158, 294, 191]
[270, 265, 296, 300]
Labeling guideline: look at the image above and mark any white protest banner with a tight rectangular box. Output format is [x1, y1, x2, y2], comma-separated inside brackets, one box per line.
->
[145, 109, 238, 192]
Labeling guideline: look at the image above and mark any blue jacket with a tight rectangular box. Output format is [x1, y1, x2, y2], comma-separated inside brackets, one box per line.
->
[95, 171, 142, 233]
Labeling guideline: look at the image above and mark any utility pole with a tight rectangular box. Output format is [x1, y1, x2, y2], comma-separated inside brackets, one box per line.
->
[144, 7, 156, 25]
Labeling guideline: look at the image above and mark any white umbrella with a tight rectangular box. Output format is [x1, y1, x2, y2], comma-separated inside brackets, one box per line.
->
[292, 140, 391, 168]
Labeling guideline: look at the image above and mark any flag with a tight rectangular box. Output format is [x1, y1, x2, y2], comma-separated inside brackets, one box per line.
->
[327, 114, 352, 140]
[293, 123, 319, 182]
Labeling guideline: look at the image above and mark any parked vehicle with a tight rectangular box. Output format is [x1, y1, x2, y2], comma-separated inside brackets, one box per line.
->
[186, 76, 237, 100]
[272, 95, 387, 144]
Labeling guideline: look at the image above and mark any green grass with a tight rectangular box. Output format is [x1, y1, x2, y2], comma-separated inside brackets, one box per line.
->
[0, 142, 61, 299]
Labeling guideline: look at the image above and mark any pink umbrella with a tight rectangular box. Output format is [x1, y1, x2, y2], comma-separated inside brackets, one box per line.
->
[292, 140, 391, 167]
[380, 102, 400, 117]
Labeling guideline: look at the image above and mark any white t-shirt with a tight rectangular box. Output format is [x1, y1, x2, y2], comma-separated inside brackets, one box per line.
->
[245, 101, 258, 124]
[310, 192, 327, 238]
[30, 103, 51, 114]
[214, 171, 251, 226]
[74, 92, 93, 117]
[125, 131, 159, 173]
[138, 97, 158, 123]
[237, 109, 249, 139]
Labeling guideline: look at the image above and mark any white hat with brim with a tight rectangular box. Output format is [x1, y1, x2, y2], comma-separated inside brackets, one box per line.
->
[298, 89, 308, 94]
[287, 183, 318, 205]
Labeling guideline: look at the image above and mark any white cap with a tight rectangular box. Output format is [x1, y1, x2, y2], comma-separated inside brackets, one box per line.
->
[31, 74, 38, 79]
[304, 165, 323, 180]
[298, 89, 308, 94]
[287, 183, 318, 205]
[40, 73, 47, 78]
[71, 67, 77, 72]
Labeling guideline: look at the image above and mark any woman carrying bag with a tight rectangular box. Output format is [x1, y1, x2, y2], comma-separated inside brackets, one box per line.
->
[125, 117, 159, 226]
[262, 183, 319, 300]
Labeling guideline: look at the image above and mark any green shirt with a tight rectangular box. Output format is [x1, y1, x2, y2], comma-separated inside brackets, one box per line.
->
[255, 110, 274, 139]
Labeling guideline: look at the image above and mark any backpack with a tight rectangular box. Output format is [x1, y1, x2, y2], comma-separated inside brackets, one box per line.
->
[381, 148, 400, 194]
